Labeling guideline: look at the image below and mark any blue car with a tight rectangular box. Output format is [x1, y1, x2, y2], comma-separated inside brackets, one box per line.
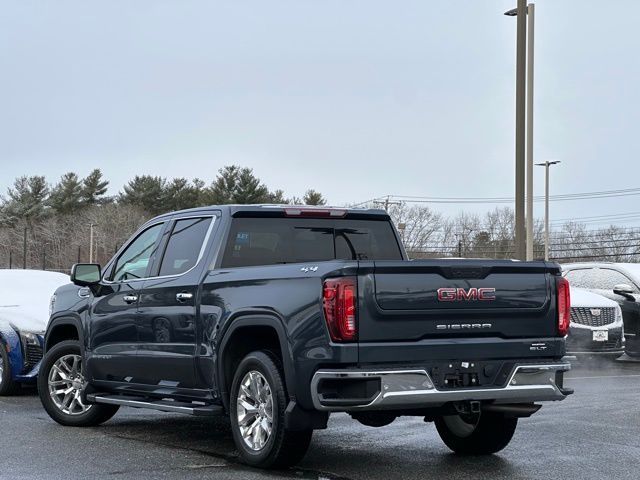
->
[0, 269, 69, 395]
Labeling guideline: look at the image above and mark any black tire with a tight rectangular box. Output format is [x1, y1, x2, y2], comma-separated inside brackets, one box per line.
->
[229, 351, 312, 469]
[38, 340, 119, 427]
[0, 343, 20, 396]
[435, 411, 518, 455]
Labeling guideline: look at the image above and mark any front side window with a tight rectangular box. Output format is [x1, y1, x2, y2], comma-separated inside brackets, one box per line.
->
[158, 217, 212, 276]
[111, 223, 164, 282]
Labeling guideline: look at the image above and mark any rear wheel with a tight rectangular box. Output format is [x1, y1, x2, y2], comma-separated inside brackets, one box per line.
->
[0, 343, 20, 396]
[38, 340, 119, 426]
[229, 351, 312, 469]
[435, 411, 518, 455]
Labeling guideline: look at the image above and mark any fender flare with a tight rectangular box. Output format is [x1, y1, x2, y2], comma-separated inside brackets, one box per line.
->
[217, 314, 295, 411]
[0, 322, 22, 379]
[45, 315, 84, 354]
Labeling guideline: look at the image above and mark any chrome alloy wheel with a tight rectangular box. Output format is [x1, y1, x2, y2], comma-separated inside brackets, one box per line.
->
[236, 370, 274, 451]
[47, 354, 92, 415]
[0, 351, 4, 386]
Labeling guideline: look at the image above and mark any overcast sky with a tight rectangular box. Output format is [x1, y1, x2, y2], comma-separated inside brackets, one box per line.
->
[1, 1, 639, 224]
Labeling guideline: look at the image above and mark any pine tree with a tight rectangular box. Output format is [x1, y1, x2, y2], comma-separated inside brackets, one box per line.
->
[164, 178, 202, 211]
[234, 167, 270, 204]
[207, 166, 271, 204]
[303, 189, 326, 206]
[119, 175, 168, 215]
[266, 189, 287, 204]
[192, 178, 207, 206]
[49, 172, 84, 214]
[82, 169, 110, 205]
[2, 175, 50, 224]
[207, 165, 239, 204]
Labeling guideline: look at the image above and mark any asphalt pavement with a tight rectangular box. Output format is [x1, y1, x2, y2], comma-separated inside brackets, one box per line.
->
[1, 358, 639, 480]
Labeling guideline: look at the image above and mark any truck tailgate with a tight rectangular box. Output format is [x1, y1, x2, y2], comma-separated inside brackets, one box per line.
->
[358, 260, 560, 342]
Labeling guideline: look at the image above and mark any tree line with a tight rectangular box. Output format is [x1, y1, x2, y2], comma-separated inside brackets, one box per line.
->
[1, 166, 636, 271]
[1, 165, 325, 221]
[0, 166, 326, 270]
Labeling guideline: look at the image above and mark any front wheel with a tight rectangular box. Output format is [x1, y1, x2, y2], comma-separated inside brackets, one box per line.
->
[229, 351, 312, 469]
[435, 411, 518, 455]
[38, 340, 119, 426]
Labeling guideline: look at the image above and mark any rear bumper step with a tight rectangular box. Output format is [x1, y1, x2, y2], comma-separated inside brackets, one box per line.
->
[86, 393, 223, 416]
[311, 362, 571, 412]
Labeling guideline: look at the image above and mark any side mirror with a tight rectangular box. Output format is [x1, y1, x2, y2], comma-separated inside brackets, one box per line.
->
[71, 263, 101, 287]
[613, 283, 636, 300]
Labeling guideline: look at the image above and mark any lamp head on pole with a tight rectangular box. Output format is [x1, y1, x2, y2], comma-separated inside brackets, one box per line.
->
[536, 161, 561, 167]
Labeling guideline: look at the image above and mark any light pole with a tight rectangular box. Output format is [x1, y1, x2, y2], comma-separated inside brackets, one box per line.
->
[526, 3, 535, 260]
[536, 161, 560, 261]
[505, 0, 527, 261]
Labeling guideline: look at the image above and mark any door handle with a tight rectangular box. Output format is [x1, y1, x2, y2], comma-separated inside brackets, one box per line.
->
[123, 295, 138, 304]
[176, 292, 193, 302]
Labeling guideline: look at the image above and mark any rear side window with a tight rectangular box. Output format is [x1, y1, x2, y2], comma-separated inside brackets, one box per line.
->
[158, 217, 212, 276]
[221, 217, 402, 268]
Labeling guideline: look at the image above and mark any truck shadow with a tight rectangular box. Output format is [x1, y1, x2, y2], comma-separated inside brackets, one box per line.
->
[100, 413, 518, 479]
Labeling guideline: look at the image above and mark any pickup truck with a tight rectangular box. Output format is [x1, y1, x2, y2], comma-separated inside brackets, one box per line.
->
[38, 205, 572, 469]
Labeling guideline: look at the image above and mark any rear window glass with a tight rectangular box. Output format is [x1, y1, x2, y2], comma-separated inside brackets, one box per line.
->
[565, 268, 638, 292]
[221, 217, 402, 268]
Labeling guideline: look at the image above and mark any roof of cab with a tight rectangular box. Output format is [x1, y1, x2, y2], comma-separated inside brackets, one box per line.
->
[150, 204, 390, 221]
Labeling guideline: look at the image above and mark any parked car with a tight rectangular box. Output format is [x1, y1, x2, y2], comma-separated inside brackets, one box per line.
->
[563, 263, 640, 357]
[0, 269, 70, 395]
[39, 205, 572, 469]
[566, 287, 624, 357]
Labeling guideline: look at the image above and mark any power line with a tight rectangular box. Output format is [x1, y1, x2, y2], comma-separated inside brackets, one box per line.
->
[358, 187, 640, 205]
[551, 211, 640, 222]
[551, 252, 640, 261]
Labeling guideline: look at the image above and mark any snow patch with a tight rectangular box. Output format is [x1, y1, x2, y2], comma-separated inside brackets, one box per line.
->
[0, 269, 70, 331]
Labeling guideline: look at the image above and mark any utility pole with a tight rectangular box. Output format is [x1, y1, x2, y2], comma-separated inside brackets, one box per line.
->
[89, 223, 97, 263]
[22, 226, 27, 269]
[455, 229, 473, 258]
[374, 196, 401, 213]
[505, 0, 528, 261]
[526, 3, 535, 261]
[536, 161, 560, 261]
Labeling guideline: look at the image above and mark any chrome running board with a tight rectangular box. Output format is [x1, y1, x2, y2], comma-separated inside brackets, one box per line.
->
[86, 393, 223, 416]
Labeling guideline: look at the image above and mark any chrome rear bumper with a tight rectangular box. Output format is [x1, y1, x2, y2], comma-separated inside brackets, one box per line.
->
[310, 362, 571, 412]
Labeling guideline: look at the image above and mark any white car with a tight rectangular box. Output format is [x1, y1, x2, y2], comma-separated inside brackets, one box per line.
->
[0, 269, 70, 395]
[566, 287, 624, 357]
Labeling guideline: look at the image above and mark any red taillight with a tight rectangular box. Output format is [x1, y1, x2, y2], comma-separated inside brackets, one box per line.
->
[323, 277, 357, 342]
[557, 276, 571, 337]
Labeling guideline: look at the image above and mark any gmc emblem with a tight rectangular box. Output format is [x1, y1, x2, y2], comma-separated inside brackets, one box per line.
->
[437, 287, 496, 302]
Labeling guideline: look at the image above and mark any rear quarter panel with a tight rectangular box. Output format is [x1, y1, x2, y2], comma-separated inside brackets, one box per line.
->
[200, 261, 358, 409]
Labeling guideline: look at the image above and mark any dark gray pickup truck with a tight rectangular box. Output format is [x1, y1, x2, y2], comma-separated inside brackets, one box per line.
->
[39, 205, 572, 468]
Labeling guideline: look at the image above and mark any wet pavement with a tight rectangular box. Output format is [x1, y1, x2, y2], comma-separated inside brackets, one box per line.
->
[1, 358, 639, 480]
